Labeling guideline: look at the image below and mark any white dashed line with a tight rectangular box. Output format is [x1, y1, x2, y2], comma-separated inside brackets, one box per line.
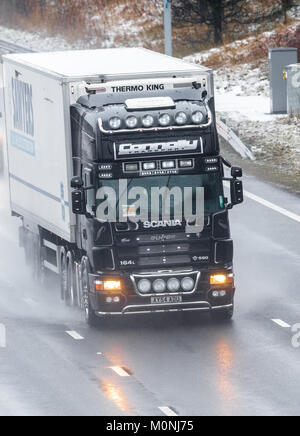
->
[66, 331, 84, 340]
[0, 324, 6, 348]
[224, 181, 300, 224]
[110, 366, 130, 377]
[97, 352, 103, 355]
[23, 298, 38, 307]
[159, 406, 178, 416]
[272, 319, 291, 328]
[244, 190, 300, 224]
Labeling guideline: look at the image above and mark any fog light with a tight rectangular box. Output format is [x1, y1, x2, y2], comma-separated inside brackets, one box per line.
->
[153, 279, 166, 293]
[124, 163, 139, 172]
[192, 111, 204, 124]
[142, 162, 156, 171]
[106, 297, 113, 303]
[181, 277, 195, 292]
[159, 113, 171, 127]
[142, 115, 154, 128]
[210, 274, 228, 285]
[212, 290, 227, 298]
[126, 116, 138, 129]
[109, 117, 122, 130]
[138, 279, 152, 294]
[179, 159, 193, 168]
[162, 160, 175, 169]
[167, 278, 180, 292]
[113, 296, 120, 303]
[104, 280, 121, 291]
[175, 111, 187, 125]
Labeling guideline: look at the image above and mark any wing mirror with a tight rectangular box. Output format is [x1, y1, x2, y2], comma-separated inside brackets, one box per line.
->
[71, 176, 86, 215]
[223, 165, 244, 209]
[230, 179, 244, 206]
[72, 189, 86, 215]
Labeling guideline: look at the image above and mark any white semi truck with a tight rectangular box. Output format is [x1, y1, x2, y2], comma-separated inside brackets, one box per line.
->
[2, 48, 243, 325]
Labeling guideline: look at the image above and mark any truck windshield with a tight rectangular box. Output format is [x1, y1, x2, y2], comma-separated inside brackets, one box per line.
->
[96, 173, 225, 221]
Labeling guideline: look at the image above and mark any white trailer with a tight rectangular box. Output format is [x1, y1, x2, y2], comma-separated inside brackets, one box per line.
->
[3, 48, 213, 243]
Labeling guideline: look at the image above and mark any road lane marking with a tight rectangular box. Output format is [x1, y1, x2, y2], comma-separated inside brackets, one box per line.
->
[159, 406, 178, 416]
[0, 324, 6, 348]
[66, 331, 84, 340]
[244, 190, 300, 224]
[224, 182, 300, 224]
[110, 366, 130, 377]
[97, 352, 103, 355]
[23, 298, 38, 307]
[272, 319, 291, 328]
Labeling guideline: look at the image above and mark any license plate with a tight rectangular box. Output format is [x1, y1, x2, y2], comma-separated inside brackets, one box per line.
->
[151, 296, 182, 304]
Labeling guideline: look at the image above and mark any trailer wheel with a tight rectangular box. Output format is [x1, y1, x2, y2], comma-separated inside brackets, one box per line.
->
[81, 257, 98, 327]
[65, 252, 77, 307]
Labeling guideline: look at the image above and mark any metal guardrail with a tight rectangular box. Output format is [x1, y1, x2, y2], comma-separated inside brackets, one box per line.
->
[217, 118, 255, 161]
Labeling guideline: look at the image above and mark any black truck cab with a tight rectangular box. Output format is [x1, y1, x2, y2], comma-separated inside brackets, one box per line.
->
[70, 86, 243, 325]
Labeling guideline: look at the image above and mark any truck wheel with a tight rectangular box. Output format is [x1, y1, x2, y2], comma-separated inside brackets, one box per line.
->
[65, 252, 77, 307]
[211, 305, 234, 322]
[81, 257, 98, 327]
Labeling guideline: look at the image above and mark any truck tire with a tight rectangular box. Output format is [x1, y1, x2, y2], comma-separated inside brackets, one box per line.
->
[211, 304, 234, 322]
[81, 256, 98, 327]
[65, 251, 77, 307]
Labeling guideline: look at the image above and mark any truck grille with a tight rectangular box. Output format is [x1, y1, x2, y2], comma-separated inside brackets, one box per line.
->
[115, 229, 211, 270]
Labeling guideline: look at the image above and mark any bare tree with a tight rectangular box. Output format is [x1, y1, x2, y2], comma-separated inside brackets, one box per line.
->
[173, 0, 249, 44]
[281, 0, 295, 23]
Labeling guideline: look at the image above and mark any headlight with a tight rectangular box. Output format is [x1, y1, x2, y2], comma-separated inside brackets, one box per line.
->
[167, 278, 180, 292]
[181, 277, 195, 292]
[109, 117, 122, 130]
[210, 274, 228, 285]
[104, 280, 122, 291]
[158, 113, 171, 127]
[142, 115, 154, 128]
[175, 111, 187, 125]
[137, 279, 151, 294]
[126, 116, 138, 129]
[192, 111, 204, 124]
[153, 279, 166, 293]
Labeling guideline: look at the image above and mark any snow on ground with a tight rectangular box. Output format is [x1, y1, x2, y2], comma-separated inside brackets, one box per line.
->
[288, 4, 300, 20]
[184, 36, 300, 179]
[0, 25, 76, 51]
[1, 22, 299, 183]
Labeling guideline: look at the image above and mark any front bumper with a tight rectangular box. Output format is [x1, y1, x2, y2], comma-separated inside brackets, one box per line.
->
[96, 302, 233, 316]
[89, 268, 235, 317]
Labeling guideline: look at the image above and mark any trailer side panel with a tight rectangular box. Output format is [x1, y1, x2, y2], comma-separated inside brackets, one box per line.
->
[3, 60, 74, 242]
